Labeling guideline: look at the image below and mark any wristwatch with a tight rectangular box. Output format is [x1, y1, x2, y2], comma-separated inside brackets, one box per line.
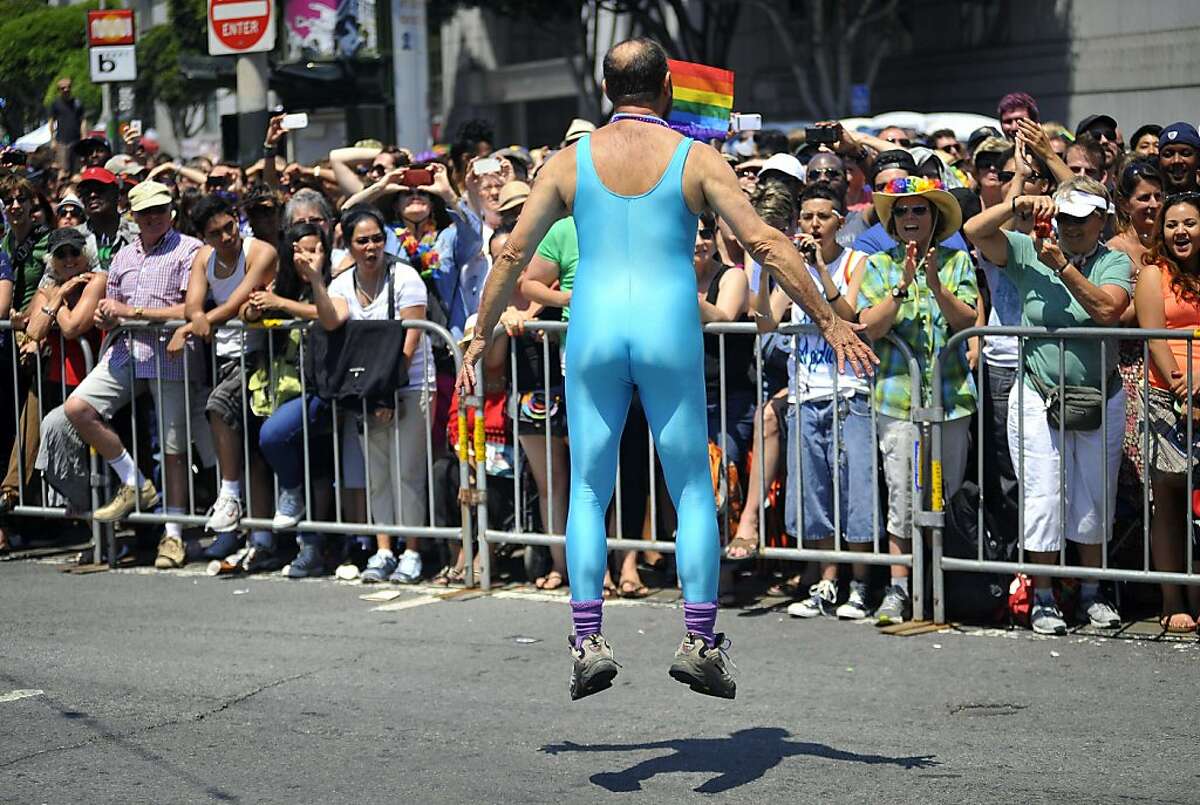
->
[891, 285, 910, 301]
[133, 306, 144, 319]
[41, 304, 57, 317]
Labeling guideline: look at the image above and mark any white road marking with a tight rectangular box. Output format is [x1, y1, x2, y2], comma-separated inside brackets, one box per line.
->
[0, 689, 44, 703]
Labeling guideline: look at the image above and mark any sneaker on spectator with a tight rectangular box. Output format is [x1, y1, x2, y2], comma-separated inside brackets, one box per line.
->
[390, 549, 423, 584]
[668, 632, 736, 700]
[202, 530, 243, 560]
[154, 535, 186, 569]
[836, 581, 870, 620]
[1031, 602, 1068, 635]
[361, 550, 398, 584]
[568, 633, 620, 701]
[282, 540, 324, 578]
[94, 479, 158, 523]
[272, 486, 305, 530]
[874, 584, 910, 625]
[205, 493, 242, 533]
[242, 545, 285, 574]
[787, 579, 837, 618]
[1077, 595, 1121, 629]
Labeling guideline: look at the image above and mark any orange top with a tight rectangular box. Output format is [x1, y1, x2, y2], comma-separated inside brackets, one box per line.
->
[1149, 268, 1200, 389]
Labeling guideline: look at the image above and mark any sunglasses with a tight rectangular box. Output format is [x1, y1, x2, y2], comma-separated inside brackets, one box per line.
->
[698, 228, 715, 239]
[808, 167, 843, 181]
[53, 245, 82, 258]
[997, 170, 1016, 183]
[977, 162, 1003, 174]
[1055, 212, 1095, 226]
[887, 137, 912, 148]
[1088, 127, 1117, 142]
[1026, 173, 1048, 183]
[894, 204, 930, 218]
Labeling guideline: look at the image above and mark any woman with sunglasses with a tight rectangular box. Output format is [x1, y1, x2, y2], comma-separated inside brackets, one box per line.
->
[858, 177, 978, 625]
[965, 176, 1132, 635]
[1134, 191, 1200, 633]
[1108, 158, 1165, 502]
[1, 228, 105, 551]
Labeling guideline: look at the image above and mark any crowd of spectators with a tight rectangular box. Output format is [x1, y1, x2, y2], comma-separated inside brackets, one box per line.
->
[3, 85, 1200, 637]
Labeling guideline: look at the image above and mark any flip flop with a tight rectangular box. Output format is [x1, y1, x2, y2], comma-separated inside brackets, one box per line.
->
[1160, 612, 1197, 633]
[537, 571, 565, 591]
[619, 579, 650, 599]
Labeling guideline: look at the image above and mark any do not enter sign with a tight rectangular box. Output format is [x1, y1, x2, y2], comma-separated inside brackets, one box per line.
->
[207, 0, 275, 55]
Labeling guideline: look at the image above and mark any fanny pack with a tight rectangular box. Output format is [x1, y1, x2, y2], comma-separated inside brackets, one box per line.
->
[1026, 368, 1119, 432]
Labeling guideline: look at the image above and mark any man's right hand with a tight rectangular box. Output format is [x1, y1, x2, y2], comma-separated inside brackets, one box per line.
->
[455, 335, 487, 398]
[821, 316, 878, 378]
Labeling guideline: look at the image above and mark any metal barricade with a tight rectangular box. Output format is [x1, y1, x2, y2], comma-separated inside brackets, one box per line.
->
[929, 325, 1200, 624]
[471, 319, 927, 617]
[1, 322, 105, 562]
[88, 319, 475, 577]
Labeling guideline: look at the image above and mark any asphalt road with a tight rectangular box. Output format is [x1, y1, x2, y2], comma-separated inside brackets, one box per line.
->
[0, 560, 1197, 805]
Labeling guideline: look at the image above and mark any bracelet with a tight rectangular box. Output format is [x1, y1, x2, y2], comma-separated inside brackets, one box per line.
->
[312, 165, 321, 178]
[826, 290, 842, 304]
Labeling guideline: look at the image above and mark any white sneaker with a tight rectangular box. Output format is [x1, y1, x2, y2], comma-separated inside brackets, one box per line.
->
[787, 579, 837, 618]
[1031, 602, 1068, 635]
[272, 486, 305, 530]
[205, 492, 243, 533]
[836, 582, 870, 620]
[390, 549, 423, 583]
[1078, 596, 1121, 629]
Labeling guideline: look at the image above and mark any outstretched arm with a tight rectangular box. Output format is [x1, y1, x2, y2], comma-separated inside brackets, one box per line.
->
[455, 151, 570, 395]
[697, 144, 877, 376]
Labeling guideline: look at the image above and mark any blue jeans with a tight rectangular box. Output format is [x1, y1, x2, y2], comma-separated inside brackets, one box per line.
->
[258, 395, 330, 490]
[785, 393, 880, 543]
[706, 388, 758, 467]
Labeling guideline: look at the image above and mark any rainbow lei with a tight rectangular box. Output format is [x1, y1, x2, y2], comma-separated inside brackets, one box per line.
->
[883, 176, 946, 194]
[398, 220, 440, 276]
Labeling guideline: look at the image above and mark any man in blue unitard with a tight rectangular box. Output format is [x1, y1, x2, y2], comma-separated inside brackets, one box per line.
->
[456, 38, 876, 700]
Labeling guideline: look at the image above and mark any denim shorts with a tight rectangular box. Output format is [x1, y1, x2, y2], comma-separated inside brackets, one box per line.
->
[784, 392, 880, 543]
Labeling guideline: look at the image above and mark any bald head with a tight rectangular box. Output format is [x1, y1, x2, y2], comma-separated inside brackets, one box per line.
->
[603, 37, 670, 108]
[805, 152, 848, 202]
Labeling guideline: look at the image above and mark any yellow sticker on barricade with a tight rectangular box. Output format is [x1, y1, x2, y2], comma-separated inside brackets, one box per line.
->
[456, 412, 468, 462]
[1193, 329, 1200, 340]
[931, 459, 944, 512]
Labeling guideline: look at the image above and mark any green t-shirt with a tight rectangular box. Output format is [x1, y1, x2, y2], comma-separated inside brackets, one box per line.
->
[1000, 230, 1132, 389]
[2, 228, 49, 312]
[534, 217, 578, 320]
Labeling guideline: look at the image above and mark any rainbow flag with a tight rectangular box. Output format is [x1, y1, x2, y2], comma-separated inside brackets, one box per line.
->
[667, 59, 734, 141]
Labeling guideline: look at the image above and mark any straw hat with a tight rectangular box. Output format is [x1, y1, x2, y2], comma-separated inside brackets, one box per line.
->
[872, 177, 961, 243]
[497, 181, 531, 213]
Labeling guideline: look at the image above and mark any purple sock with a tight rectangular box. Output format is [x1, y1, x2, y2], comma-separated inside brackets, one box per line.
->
[684, 601, 719, 647]
[571, 599, 603, 647]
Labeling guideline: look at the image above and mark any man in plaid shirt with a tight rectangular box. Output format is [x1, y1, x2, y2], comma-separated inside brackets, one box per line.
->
[65, 181, 203, 569]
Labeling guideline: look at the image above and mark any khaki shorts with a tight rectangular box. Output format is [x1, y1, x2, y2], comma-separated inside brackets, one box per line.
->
[877, 414, 970, 538]
[69, 359, 192, 455]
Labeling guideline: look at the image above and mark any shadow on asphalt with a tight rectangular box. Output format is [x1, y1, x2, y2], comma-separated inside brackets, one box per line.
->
[541, 727, 939, 793]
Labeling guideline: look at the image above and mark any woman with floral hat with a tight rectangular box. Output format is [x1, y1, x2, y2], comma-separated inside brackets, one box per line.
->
[858, 177, 979, 624]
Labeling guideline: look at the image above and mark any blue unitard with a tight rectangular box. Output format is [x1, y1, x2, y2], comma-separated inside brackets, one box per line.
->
[565, 134, 720, 604]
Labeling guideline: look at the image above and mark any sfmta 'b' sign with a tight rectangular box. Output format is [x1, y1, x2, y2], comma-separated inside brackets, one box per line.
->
[208, 0, 276, 56]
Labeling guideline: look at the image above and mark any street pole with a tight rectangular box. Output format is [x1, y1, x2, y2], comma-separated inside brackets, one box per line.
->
[236, 51, 269, 167]
[391, 0, 429, 151]
[99, 0, 116, 152]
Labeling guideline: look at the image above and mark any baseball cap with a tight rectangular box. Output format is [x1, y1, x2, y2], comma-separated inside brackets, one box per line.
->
[47, 226, 87, 254]
[758, 153, 805, 183]
[967, 126, 1002, 155]
[78, 167, 118, 186]
[870, 149, 918, 179]
[104, 154, 145, 176]
[55, 193, 85, 213]
[1075, 114, 1118, 138]
[1160, 122, 1200, 150]
[72, 136, 110, 156]
[127, 180, 173, 212]
[497, 181, 531, 213]
[1056, 189, 1113, 218]
[563, 118, 596, 146]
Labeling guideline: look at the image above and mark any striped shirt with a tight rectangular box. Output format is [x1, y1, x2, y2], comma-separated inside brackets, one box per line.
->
[103, 229, 202, 381]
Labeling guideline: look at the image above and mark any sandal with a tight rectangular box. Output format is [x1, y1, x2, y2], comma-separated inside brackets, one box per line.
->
[536, 570, 566, 591]
[1159, 612, 1197, 633]
[723, 536, 759, 562]
[619, 578, 649, 599]
[603, 579, 618, 599]
[431, 565, 465, 587]
[767, 575, 805, 598]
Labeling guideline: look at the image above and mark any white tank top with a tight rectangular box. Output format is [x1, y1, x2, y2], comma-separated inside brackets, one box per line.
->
[207, 237, 264, 359]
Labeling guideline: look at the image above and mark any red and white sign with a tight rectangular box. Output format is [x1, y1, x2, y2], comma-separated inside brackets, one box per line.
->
[87, 9, 135, 46]
[207, 0, 275, 56]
